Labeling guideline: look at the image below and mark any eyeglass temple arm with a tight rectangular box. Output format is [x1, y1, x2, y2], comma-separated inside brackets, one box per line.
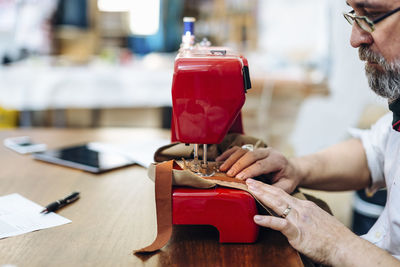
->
[374, 7, 400, 24]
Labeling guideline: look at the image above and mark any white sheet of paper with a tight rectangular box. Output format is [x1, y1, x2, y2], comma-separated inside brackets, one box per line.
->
[0, 193, 71, 239]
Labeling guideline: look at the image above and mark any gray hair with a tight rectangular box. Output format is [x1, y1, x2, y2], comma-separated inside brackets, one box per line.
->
[359, 45, 400, 101]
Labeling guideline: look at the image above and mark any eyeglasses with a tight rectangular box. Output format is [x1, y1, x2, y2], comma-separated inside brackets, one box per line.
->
[343, 7, 400, 33]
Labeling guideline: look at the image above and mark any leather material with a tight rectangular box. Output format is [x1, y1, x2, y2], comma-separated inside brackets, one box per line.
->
[134, 160, 174, 253]
[147, 160, 307, 216]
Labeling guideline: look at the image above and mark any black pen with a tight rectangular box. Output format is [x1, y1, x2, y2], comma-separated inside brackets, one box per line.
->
[40, 192, 80, 214]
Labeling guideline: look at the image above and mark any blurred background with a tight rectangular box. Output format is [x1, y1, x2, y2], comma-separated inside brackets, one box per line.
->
[0, 0, 389, 234]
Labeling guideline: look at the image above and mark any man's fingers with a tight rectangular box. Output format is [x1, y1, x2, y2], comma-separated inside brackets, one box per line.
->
[254, 215, 299, 241]
[216, 146, 240, 162]
[235, 162, 269, 180]
[228, 149, 270, 178]
[218, 148, 248, 173]
[235, 151, 285, 180]
[235, 158, 278, 180]
[246, 179, 295, 216]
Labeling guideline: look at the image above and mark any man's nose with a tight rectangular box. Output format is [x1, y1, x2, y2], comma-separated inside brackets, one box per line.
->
[350, 23, 373, 48]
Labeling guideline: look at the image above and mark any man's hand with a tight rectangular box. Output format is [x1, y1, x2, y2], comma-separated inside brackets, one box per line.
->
[246, 178, 400, 266]
[216, 139, 371, 192]
[246, 178, 351, 264]
[216, 147, 302, 193]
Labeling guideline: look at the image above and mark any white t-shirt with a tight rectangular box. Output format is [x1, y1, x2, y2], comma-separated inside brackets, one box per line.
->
[350, 113, 400, 259]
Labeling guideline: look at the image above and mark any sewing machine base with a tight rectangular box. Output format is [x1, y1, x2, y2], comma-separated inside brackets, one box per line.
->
[172, 187, 259, 243]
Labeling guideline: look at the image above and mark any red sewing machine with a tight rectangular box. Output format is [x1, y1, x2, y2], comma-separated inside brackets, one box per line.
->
[170, 18, 258, 243]
[170, 46, 250, 145]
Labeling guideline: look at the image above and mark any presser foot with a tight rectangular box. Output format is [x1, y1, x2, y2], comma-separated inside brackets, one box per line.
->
[182, 159, 218, 177]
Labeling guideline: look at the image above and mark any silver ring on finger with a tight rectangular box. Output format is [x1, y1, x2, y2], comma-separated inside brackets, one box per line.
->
[281, 205, 292, 218]
[241, 144, 254, 152]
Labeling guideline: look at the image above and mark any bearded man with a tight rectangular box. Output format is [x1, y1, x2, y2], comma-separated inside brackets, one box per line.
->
[216, 0, 400, 266]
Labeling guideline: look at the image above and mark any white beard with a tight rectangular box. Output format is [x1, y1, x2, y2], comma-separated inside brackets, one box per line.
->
[359, 46, 400, 100]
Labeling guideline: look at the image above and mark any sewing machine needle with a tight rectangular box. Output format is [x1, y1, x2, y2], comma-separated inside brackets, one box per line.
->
[203, 144, 207, 166]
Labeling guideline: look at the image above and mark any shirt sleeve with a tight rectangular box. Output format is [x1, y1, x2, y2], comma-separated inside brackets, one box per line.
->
[348, 113, 391, 193]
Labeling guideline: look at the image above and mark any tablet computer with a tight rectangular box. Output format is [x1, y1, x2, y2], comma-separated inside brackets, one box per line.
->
[32, 143, 135, 173]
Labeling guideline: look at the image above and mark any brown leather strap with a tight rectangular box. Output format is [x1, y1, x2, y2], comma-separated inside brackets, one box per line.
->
[135, 160, 174, 253]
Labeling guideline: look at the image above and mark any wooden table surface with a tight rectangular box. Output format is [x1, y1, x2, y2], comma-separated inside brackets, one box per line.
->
[0, 128, 304, 267]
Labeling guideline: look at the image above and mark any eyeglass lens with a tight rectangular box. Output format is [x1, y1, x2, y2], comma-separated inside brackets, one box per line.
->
[355, 18, 373, 32]
[344, 14, 373, 32]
